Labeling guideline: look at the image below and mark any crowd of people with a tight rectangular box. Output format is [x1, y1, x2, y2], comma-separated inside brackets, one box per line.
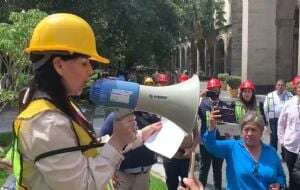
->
[1, 12, 300, 190]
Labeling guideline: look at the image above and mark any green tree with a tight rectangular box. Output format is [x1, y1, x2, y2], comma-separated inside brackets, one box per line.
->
[0, 9, 48, 91]
[97, 0, 183, 70]
[196, 0, 227, 76]
[1, 0, 183, 70]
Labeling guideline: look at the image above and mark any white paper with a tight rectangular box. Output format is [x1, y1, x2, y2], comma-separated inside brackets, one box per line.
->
[144, 117, 186, 158]
[217, 122, 241, 136]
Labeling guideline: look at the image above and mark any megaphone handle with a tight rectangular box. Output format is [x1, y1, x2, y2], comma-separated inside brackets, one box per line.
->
[115, 108, 134, 120]
[188, 151, 196, 178]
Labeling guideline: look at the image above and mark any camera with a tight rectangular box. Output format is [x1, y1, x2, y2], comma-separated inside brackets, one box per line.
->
[212, 103, 236, 123]
[219, 107, 236, 123]
[206, 90, 219, 99]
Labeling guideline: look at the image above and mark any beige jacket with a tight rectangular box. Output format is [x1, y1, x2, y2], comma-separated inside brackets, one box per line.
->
[19, 110, 142, 190]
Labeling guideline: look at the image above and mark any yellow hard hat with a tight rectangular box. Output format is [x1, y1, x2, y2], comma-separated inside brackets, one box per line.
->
[25, 13, 109, 64]
[144, 77, 154, 86]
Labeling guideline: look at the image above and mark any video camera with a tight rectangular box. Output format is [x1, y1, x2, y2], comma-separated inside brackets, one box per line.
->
[206, 90, 219, 100]
[211, 101, 236, 123]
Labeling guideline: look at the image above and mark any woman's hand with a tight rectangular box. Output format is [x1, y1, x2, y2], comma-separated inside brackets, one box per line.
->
[269, 183, 280, 190]
[141, 122, 162, 142]
[109, 114, 137, 152]
[112, 172, 120, 188]
[177, 177, 203, 190]
[208, 107, 221, 131]
[200, 90, 208, 97]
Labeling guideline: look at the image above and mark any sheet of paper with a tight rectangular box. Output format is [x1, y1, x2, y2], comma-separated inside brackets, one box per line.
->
[217, 122, 241, 136]
[144, 117, 186, 159]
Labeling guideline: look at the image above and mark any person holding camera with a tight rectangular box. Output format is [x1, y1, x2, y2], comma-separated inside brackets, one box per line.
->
[204, 110, 286, 190]
[198, 78, 228, 190]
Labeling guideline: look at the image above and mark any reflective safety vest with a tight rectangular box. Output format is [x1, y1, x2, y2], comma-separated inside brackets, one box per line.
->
[235, 101, 260, 123]
[12, 99, 114, 190]
[205, 111, 211, 128]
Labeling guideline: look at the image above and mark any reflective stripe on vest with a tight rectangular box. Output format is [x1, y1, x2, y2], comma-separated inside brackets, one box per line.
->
[235, 101, 260, 123]
[235, 102, 245, 123]
[12, 99, 113, 190]
[205, 111, 211, 128]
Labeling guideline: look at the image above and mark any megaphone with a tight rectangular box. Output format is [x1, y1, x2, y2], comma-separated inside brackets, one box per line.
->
[89, 75, 200, 133]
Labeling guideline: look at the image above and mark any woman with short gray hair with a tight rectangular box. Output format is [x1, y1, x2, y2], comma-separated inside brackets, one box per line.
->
[203, 110, 285, 190]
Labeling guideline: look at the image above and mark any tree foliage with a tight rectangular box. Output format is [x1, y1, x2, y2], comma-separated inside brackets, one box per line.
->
[1, 0, 184, 70]
[0, 9, 48, 91]
[191, 0, 227, 40]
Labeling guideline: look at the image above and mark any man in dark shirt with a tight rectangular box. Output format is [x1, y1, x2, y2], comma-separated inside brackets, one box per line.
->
[100, 111, 160, 190]
[198, 78, 228, 190]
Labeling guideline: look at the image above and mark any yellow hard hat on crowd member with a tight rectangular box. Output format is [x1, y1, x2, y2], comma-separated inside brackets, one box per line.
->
[144, 77, 155, 86]
[25, 13, 109, 64]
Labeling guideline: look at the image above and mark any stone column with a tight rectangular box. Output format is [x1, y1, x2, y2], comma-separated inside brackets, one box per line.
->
[204, 40, 208, 76]
[276, 18, 294, 80]
[298, 9, 300, 75]
[223, 37, 228, 73]
[230, 0, 243, 75]
[196, 47, 200, 76]
[184, 46, 188, 70]
[241, 0, 277, 87]
[179, 46, 182, 71]
[213, 41, 217, 75]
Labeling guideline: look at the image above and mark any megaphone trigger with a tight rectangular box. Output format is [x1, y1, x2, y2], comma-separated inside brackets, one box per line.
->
[114, 108, 134, 121]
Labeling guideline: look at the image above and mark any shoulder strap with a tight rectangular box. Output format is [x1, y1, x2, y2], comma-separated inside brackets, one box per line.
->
[34, 143, 104, 163]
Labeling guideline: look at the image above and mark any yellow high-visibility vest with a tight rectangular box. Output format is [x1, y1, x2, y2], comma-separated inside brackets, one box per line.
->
[12, 99, 113, 190]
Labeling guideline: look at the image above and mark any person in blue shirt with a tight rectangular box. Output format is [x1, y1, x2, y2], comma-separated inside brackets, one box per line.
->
[203, 110, 286, 190]
[198, 78, 231, 189]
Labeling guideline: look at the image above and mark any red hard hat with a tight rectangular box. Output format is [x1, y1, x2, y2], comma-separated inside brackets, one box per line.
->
[178, 74, 189, 82]
[158, 74, 169, 83]
[240, 80, 255, 91]
[292, 75, 300, 88]
[207, 78, 222, 90]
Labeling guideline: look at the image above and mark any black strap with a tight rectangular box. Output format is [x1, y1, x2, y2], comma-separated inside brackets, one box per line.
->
[34, 143, 104, 163]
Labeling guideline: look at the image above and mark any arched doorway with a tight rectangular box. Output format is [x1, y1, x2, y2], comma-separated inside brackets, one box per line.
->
[176, 47, 180, 69]
[191, 41, 198, 74]
[215, 39, 225, 74]
[187, 45, 192, 74]
[181, 47, 185, 71]
[197, 39, 205, 74]
[275, 0, 298, 81]
[226, 38, 232, 74]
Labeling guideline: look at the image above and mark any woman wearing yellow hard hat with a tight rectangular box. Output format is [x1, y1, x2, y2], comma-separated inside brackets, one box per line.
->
[143, 76, 155, 86]
[11, 13, 161, 190]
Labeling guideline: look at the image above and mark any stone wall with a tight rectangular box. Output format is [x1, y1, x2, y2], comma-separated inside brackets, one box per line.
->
[242, 0, 277, 86]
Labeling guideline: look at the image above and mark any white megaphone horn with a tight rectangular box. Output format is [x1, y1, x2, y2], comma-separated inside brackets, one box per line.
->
[89, 75, 200, 133]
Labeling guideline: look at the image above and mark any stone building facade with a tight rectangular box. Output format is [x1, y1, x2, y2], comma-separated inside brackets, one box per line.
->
[171, 0, 300, 92]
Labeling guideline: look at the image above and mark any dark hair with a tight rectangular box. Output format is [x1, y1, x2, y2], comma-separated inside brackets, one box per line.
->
[19, 53, 86, 122]
[239, 89, 257, 110]
[276, 79, 285, 84]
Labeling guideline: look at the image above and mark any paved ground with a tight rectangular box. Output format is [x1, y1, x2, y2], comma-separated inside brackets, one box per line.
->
[0, 81, 289, 189]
